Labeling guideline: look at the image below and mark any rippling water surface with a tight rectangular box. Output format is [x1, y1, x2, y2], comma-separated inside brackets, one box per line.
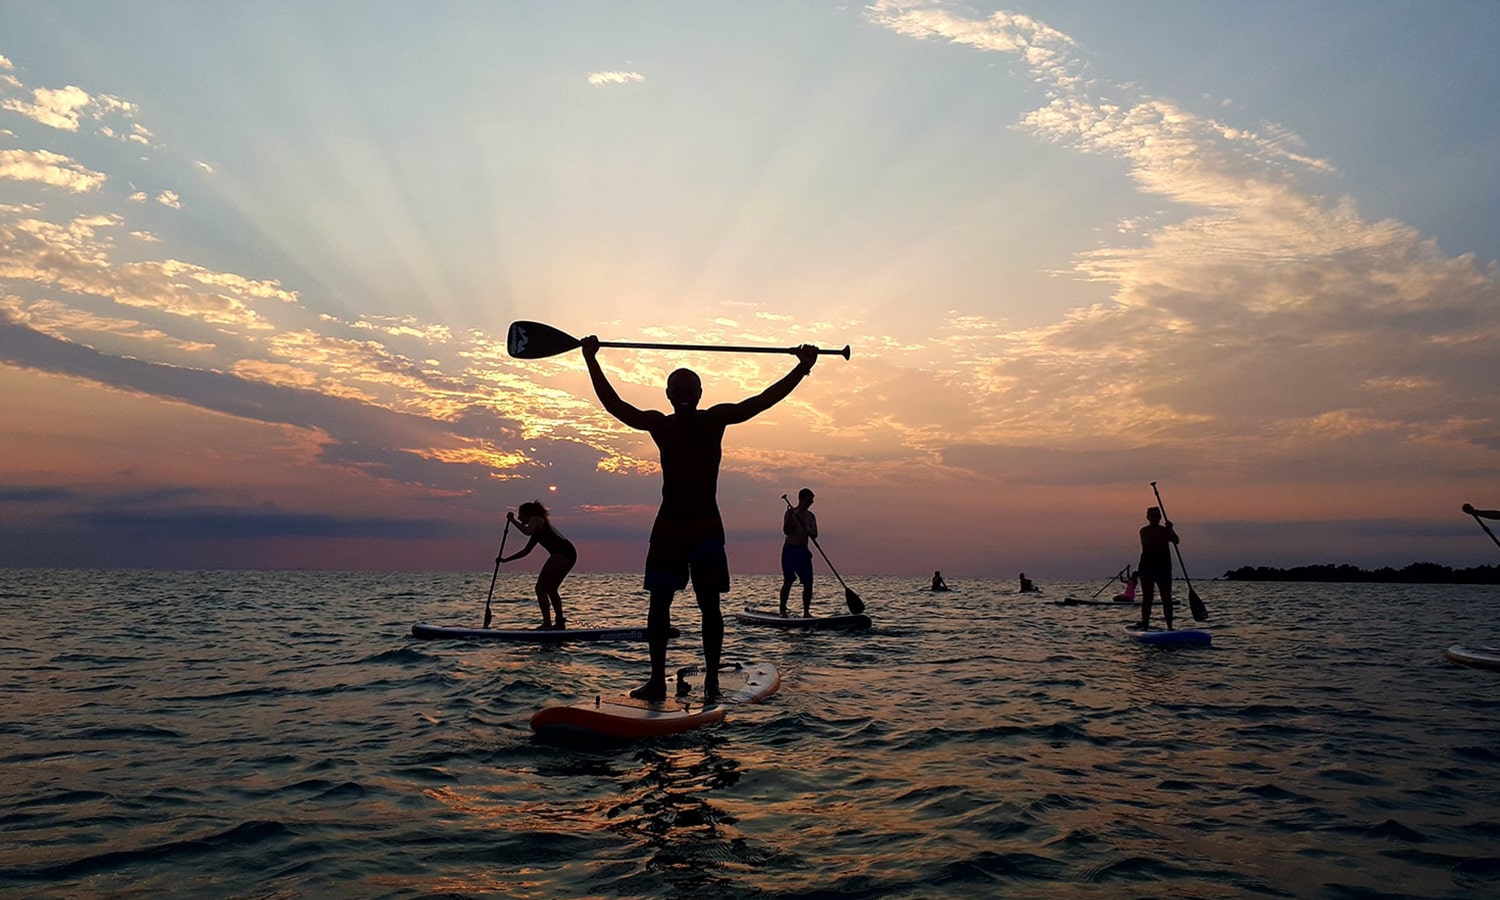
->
[3, 569, 1499, 898]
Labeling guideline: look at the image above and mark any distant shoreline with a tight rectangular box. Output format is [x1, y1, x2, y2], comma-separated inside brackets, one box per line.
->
[1222, 562, 1500, 584]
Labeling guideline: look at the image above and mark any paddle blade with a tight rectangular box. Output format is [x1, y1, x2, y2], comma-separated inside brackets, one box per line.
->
[844, 588, 865, 615]
[508, 321, 581, 359]
[1188, 588, 1208, 622]
[483, 600, 493, 629]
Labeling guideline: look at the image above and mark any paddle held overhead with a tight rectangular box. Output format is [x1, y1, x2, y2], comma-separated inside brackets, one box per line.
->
[507, 320, 851, 360]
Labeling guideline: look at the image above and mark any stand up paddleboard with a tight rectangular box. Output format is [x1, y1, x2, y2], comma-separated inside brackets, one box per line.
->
[1445, 643, 1500, 671]
[1125, 625, 1212, 646]
[736, 607, 872, 631]
[411, 623, 677, 643]
[530, 660, 780, 740]
[1062, 596, 1115, 606]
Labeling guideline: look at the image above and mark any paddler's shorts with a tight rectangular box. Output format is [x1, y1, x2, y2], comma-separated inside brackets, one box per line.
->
[644, 515, 730, 594]
[781, 544, 813, 585]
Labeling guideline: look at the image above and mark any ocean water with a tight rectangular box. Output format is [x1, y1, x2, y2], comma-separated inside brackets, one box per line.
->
[2, 569, 1499, 898]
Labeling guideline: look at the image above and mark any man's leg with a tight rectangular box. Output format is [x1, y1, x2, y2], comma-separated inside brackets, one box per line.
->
[1137, 580, 1154, 628]
[697, 588, 723, 698]
[629, 589, 673, 701]
[779, 575, 793, 616]
[801, 577, 813, 617]
[1161, 579, 1175, 630]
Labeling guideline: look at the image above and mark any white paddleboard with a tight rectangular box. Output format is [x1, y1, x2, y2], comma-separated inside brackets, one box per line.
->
[736, 606, 871, 631]
[1446, 643, 1500, 671]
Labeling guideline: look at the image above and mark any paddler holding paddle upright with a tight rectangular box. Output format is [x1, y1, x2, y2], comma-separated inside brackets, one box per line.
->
[780, 488, 818, 617]
[1133, 507, 1180, 631]
[581, 335, 820, 702]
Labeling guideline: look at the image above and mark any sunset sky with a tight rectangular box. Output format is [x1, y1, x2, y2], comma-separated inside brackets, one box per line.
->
[3, 1, 1498, 579]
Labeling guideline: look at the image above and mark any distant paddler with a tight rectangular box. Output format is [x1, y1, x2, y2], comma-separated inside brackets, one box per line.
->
[779, 488, 818, 617]
[1133, 506, 1180, 630]
[499, 501, 577, 630]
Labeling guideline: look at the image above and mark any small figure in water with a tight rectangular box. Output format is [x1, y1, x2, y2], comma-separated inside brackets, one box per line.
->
[780, 488, 818, 617]
[930, 570, 948, 592]
[582, 335, 820, 702]
[1018, 573, 1035, 593]
[500, 501, 577, 629]
[1134, 507, 1179, 630]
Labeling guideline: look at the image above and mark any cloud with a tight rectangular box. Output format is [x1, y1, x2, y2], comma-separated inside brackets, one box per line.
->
[0, 148, 107, 192]
[0, 312, 545, 495]
[0, 484, 72, 502]
[0, 295, 216, 353]
[1, 84, 94, 130]
[587, 71, 645, 86]
[0, 213, 296, 330]
[858, 1, 1500, 486]
[0, 66, 153, 147]
[80, 507, 462, 541]
[155, 189, 181, 209]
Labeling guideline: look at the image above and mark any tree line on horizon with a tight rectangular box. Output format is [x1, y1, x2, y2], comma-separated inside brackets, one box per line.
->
[1221, 562, 1500, 584]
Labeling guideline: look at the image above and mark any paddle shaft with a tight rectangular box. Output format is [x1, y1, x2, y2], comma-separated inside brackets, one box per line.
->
[598, 339, 850, 358]
[1473, 513, 1500, 550]
[484, 519, 510, 628]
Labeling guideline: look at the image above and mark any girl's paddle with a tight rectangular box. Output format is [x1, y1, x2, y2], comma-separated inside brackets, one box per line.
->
[1090, 565, 1130, 601]
[782, 494, 865, 614]
[508, 320, 851, 360]
[483, 519, 510, 629]
[1150, 481, 1208, 622]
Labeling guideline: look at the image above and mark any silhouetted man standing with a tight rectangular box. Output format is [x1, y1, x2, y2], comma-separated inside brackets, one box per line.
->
[582, 336, 819, 701]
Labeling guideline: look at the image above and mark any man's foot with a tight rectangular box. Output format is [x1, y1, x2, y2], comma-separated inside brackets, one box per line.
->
[701, 677, 721, 703]
[778, 607, 788, 617]
[802, 607, 811, 618]
[629, 680, 667, 703]
[554, 615, 566, 630]
[1164, 621, 1175, 631]
[1132, 620, 1149, 630]
[541, 620, 554, 630]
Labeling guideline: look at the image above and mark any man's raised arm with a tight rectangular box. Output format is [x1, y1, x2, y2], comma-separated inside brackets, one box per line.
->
[718, 345, 819, 425]
[581, 335, 654, 430]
